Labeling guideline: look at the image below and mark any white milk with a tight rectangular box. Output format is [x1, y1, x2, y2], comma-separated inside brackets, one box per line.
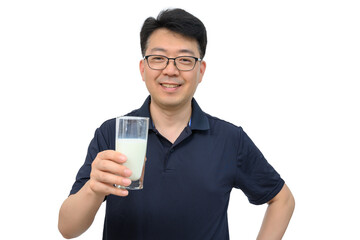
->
[116, 138, 147, 181]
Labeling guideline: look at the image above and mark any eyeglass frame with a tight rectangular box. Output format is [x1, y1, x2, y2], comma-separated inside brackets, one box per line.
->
[143, 55, 202, 71]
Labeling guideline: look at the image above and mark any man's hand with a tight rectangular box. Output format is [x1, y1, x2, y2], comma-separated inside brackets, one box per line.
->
[89, 150, 133, 197]
[58, 150, 133, 238]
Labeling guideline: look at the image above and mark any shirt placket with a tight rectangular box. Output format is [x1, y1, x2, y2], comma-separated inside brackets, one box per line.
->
[155, 126, 193, 173]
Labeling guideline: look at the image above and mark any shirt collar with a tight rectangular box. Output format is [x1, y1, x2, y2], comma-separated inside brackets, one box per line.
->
[190, 98, 210, 130]
[135, 96, 210, 131]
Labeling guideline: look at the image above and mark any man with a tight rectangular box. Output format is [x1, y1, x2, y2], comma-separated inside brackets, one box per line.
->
[58, 8, 295, 240]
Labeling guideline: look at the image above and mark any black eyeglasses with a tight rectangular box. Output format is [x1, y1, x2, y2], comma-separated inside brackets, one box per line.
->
[144, 55, 202, 71]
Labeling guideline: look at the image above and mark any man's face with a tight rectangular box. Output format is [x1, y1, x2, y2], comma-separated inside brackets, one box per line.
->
[140, 28, 206, 111]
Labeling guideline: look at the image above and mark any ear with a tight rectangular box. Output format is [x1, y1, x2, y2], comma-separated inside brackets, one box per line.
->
[139, 59, 145, 81]
[198, 60, 206, 84]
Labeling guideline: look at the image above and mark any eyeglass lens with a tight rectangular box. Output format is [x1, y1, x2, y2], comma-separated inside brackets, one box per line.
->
[146, 55, 198, 71]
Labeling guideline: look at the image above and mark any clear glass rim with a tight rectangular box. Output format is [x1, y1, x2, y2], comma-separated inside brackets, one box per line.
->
[116, 116, 149, 120]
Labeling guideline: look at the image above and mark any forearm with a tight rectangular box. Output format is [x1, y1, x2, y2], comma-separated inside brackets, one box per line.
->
[58, 181, 105, 239]
[257, 184, 295, 240]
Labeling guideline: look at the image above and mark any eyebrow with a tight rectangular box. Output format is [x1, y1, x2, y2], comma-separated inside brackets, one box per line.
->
[150, 47, 196, 56]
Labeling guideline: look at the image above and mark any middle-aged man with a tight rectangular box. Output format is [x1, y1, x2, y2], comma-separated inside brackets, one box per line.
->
[59, 8, 295, 240]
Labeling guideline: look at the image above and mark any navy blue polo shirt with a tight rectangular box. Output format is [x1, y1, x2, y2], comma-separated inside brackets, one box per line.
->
[70, 96, 284, 240]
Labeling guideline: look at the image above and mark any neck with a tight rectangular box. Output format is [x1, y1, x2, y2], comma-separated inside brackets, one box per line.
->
[150, 99, 192, 143]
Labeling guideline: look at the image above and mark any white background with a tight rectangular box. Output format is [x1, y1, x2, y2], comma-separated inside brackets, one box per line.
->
[1, 0, 359, 239]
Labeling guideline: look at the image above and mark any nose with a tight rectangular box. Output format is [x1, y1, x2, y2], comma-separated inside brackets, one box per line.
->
[162, 59, 179, 76]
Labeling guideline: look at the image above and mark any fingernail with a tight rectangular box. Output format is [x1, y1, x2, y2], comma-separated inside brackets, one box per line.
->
[122, 178, 131, 185]
[124, 168, 132, 176]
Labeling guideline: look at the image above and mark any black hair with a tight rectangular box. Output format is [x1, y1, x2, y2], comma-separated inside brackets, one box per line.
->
[140, 8, 207, 59]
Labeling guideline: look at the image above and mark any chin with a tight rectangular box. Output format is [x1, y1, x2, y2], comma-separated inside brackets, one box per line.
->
[152, 95, 187, 109]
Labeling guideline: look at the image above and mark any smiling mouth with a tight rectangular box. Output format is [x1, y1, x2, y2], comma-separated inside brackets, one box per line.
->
[160, 83, 182, 88]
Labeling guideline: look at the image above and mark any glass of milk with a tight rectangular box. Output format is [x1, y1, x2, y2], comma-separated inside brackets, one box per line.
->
[114, 116, 149, 190]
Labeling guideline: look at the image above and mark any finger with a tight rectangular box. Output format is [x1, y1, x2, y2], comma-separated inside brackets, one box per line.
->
[97, 150, 127, 164]
[90, 180, 129, 197]
[96, 159, 132, 177]
[111, 186, 129, 197]
[92, 171, 132, 187]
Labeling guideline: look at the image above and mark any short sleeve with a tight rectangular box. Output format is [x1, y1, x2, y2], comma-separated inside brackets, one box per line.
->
[234, 128, 284, 205]
[69, 119, 115, 195]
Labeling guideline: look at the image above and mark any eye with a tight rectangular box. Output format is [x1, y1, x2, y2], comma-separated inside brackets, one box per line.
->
[149, 56, 166, 62]
[177, 57, 194, 65]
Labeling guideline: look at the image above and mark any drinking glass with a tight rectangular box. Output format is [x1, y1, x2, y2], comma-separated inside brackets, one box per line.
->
[114, 116, 149, 190]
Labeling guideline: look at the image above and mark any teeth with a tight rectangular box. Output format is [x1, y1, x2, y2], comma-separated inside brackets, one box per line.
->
[161, 84, 180, 88]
